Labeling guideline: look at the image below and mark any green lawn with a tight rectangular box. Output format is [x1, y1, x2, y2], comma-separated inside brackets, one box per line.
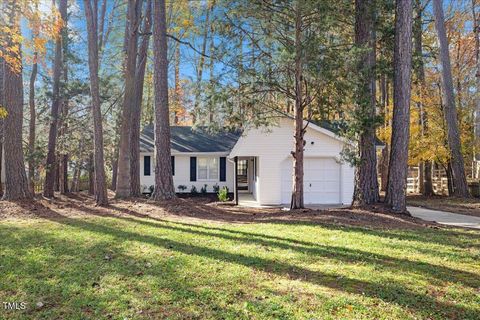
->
[1, 212, 479, 319]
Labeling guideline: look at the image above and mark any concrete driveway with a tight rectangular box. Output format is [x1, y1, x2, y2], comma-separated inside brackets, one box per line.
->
[408, 206, 480, 230]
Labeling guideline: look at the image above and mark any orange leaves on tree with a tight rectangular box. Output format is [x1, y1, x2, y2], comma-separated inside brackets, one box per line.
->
[168, 79, 192, 125]
[0, 25, 23, 74]
[0, 0, 65, 75]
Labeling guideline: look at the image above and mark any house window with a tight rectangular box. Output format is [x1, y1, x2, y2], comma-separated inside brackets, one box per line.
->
[237, 159, 248, 176]
[198, 157, 219, 180]
[144, 156, 151, 176]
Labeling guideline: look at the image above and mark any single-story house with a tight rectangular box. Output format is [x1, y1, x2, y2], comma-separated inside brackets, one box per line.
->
[140, 116, 357, 206]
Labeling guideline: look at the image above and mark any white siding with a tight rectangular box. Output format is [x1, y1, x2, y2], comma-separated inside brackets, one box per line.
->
[230, 117, 355, 205]
[281, 157, 342, 204]
[341, 163, 355, 204]
[253, 157, 260, 201]
[140, 153, 235, 193]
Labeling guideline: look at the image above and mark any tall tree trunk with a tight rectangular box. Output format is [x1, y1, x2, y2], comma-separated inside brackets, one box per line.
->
[152, 0, 175, 200]
[424, 160, 433, 193]
[88, 153, 94, 195]
[54, 158, 60, 191]
[71, 165, 79, 192]
[0, 122, 3, 197]
[446, 161, 454, 195]
[291, 0, 304, 209]
[413, 0, 433, 196]
[59, 6, 70, 195]
[111, 151, 118, 190]
[473, 0, 480, 178]
[130, 0, 152, 196]
[44, 0, 67, 198]
[27, 0, 40, 194]
[414, 0, 424, 195]
[2, 1, 32, 200]
[111, 114, 121, 191]
[385, 0, 414, 213]
[192, 0, 214, 124]
[208, 26, 216, 123]
[71, 139, 83, 192]
[116, 0, 141, 198]
[98, 0, 108, 52]
[379, 76, 389, 192]
[71, 160, 81, 192]
[432, 0, 470, 197]
[0, 59, 4, 197]
[28, 51, 38, 194]
[353, 0, 379, 205]
[60, 155, 68, 193]
[84, 0, 109, 205]
[173, 43, 181, 124]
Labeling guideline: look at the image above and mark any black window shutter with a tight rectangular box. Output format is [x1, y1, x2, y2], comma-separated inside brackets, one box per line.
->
[220, 157, 226, 181]
[144, 156, 151, 176]
[171, 156, 175, 176]
[190, 157, 197, 181]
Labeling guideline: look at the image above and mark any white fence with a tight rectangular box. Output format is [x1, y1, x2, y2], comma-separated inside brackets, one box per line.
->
[406, 168, 449, 195]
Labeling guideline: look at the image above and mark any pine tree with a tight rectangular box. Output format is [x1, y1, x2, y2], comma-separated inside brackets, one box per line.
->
[432, 0, 470, 197]
[1, 0, 32, 200]
[352, 0, 380, 206]
[385, 0, 414, 213]
[152, 0, 175, 200]
[84, 0, 108, 205]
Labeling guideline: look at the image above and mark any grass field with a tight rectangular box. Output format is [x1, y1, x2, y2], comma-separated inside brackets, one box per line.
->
[1, 197, 479, 319]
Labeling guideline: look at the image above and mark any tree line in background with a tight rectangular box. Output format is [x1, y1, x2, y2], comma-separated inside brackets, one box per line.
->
[0, 0, 479, 214]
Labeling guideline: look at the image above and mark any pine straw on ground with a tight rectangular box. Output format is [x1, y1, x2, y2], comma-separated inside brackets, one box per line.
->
[0, 192, 439, 230]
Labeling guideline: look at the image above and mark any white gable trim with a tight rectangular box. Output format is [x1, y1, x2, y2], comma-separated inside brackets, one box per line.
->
[303, 120, 348, 144]
[228, 116, 348, 158]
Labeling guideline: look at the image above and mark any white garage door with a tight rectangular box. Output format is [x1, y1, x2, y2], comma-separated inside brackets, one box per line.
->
[281, 158, 341, 204]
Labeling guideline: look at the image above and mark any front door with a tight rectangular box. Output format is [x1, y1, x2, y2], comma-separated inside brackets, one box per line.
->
[237, 159, 249, 192]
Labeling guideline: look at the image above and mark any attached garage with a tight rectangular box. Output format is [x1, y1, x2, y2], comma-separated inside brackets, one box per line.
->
[281, 157, 342, 204]
[228, 116, 356, 206]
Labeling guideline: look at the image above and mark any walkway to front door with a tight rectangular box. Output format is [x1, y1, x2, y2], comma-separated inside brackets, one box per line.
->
[237, 193, 277, 208]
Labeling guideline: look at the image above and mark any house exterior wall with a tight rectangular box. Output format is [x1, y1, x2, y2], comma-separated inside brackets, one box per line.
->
[140, 152, 235, 194]
[253, 157, 260, 201]
[230, 117, 355, 205]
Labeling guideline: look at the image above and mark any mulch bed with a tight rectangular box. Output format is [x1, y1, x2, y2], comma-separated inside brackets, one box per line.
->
[0, 192, 441, 230]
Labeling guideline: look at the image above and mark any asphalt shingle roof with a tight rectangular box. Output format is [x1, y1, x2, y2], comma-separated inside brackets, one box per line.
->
[311, 119, 385, 147]
[140, 125, 242, 153]
[139, 118, 384, 153]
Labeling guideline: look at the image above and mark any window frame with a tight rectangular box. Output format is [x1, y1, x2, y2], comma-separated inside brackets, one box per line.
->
[197, 157, 220, 181]
[143, 155, 151, 176]
[237, 159, 248, 177]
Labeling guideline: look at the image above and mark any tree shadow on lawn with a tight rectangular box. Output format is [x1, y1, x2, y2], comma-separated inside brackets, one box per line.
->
[11, 200, 478, 319]
[132, 195, 480, 245]
[74, 203, 480, 291]
[33, 195, 480, 290]
[0, 225, 243, 319]
[52, 193, 480, 250]
[110, 197, 480, 253]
